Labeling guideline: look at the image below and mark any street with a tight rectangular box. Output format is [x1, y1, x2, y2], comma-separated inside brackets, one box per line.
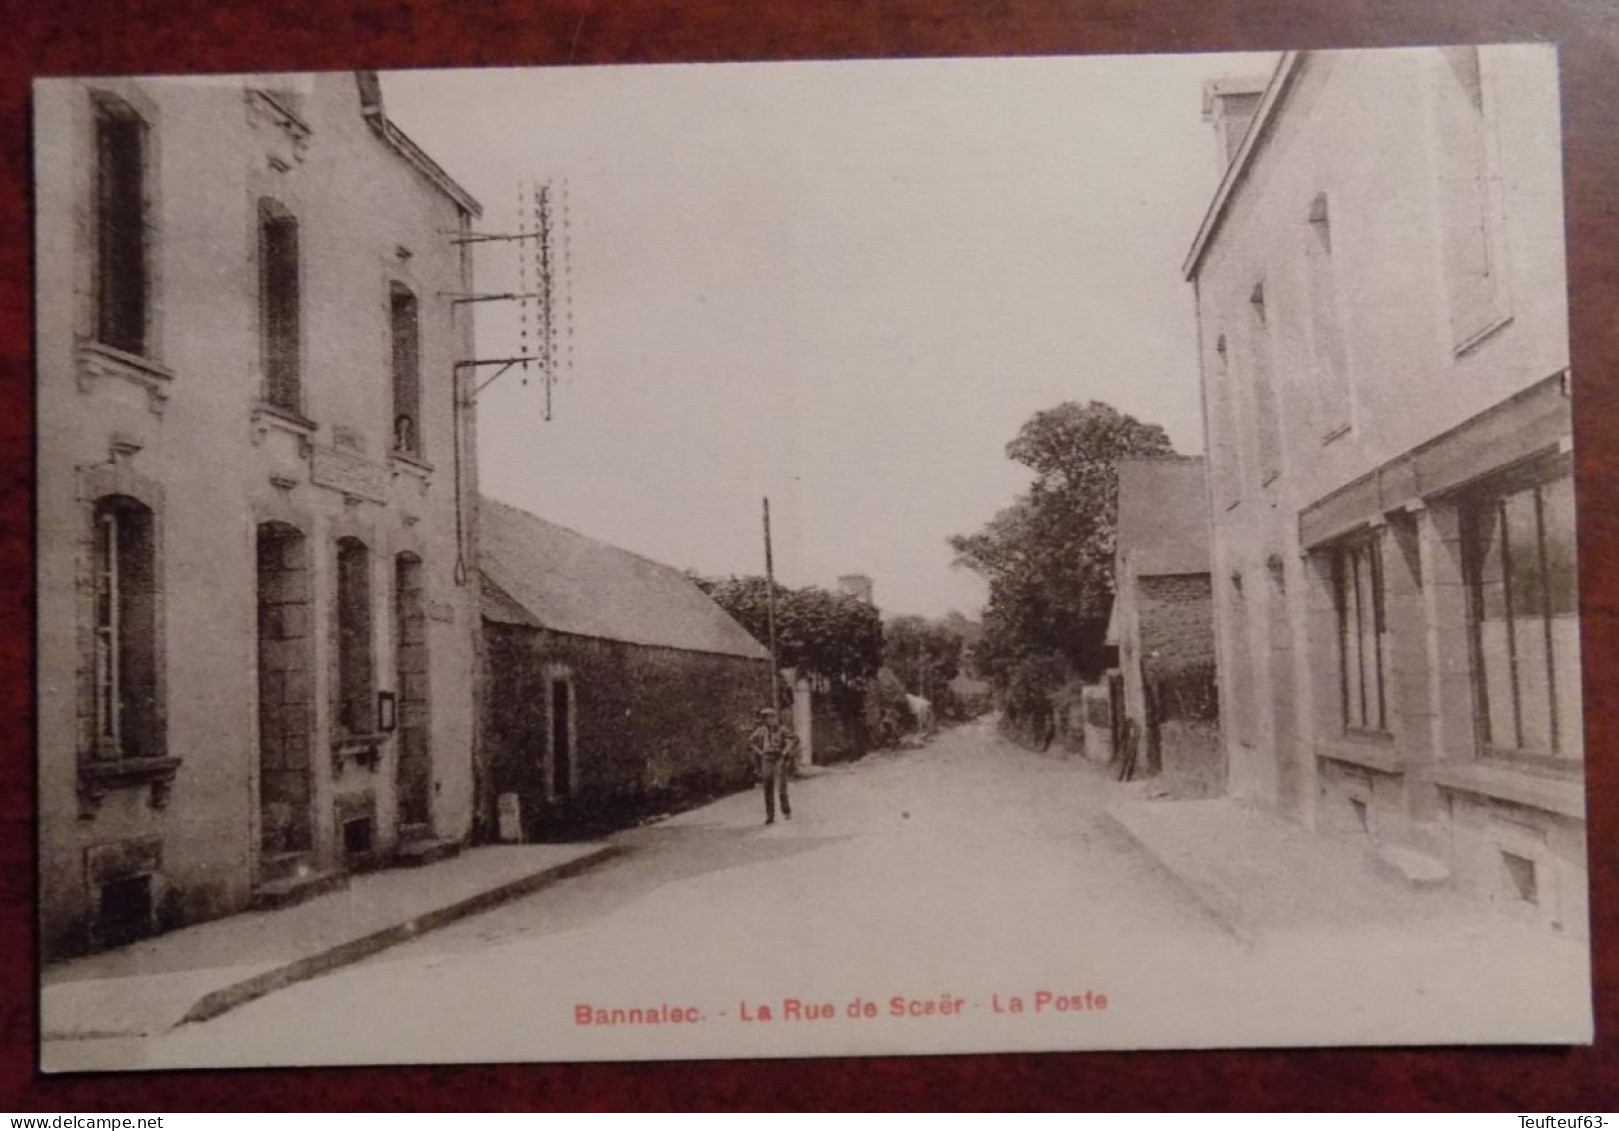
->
[60, 717, 1589, 1069]
[23, 49, 1601, 1109]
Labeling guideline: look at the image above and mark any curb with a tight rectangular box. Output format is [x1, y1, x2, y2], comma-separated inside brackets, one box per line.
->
[178, 844, 624, 1027]
[1098, 806, 1256, 948]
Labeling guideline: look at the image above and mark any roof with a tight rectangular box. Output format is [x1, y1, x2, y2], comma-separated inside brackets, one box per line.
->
[355, 72, 482, 218]
[1115, 456, 1211, 577]
[479, 497, 769, 660]
[1183, 52, 1301, 279]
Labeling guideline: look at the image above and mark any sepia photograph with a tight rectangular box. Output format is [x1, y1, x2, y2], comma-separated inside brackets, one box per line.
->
[34, 45, 1592, 1073]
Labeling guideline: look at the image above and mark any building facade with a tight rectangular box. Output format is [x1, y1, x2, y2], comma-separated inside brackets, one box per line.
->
[37, 72, 483, 958]
[1111, 456, 1220, 794]
[1188, 47, 1585, 934]
[480, 498, 769, 839]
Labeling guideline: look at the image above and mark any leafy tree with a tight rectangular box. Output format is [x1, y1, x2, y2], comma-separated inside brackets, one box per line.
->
[693, 574, 883, 692]
[950, 401, 1173, 698]
[939, 610, 984, 648]
[883, 615, 965, 700]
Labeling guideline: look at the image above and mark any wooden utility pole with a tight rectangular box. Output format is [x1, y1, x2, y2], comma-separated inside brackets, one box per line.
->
[763, 497, 780, 712]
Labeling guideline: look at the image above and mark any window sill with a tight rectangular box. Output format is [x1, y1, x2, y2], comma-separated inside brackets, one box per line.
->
[332, 733, 387, 777]
[1431, 761, 1585, 819]
[78, 341, 175, 414]
[389, 451, 435, 482]
[1318, 736, 1401, 775]
[77, 755, 181, 818]
[245, 89, 312, 166]
[251, 403, 317, 458]
[253, 402, 316, 432]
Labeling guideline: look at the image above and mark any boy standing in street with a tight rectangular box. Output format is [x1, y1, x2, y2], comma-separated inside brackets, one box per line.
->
[747, 707, 797, 824]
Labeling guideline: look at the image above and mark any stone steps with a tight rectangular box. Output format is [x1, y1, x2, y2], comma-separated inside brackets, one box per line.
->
[392, 837, 462, 868]
[259, 850, 313, 886]
[251, 867, 349, 911]
[1372, 844, 1452, 889]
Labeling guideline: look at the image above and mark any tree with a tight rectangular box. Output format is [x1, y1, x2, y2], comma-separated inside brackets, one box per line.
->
[883, 615, 965, 701]
[950, 401, 1173, 703]
[693, 574, 884, 693]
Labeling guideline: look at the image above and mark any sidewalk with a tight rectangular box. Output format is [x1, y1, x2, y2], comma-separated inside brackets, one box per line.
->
[42, 842, 619, 1042]
[1107, 791, 1513, 944]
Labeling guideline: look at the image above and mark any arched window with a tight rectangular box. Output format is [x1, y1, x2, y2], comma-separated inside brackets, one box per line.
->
[92, 496, 159, 759]
[93, 93, 150, 357]
[390, 283, 421, 456]
[259, 198, 301, 414]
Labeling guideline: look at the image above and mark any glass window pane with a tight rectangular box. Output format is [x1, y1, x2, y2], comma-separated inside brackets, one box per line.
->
[1477, 616, 1515, 747]
[1474, 503, 1508, 620]
[1357, 547, 1378, 727]
[1341, 552, 1362, 728]
[1336, 540, 1390, 733]
[1471, 503, 1513, 747]
[96, 107, 148, 355]
[1541, 475, 1577, 617]
[1509, 485, 1552, 753]
[1467, 473, 1582, 760]
[1504, 487, 1545, 615]
[1552, 613, 1583, 761]
[1542, 475, 1581, 759]
[1515, 611, 1553, 753]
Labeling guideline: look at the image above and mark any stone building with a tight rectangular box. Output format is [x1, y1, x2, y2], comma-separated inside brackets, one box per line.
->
[1188, 47, 1584, 934]
[1110, 456, 1219, 794]
[36, 72, 483, 958]
[479, 498, 769, 840]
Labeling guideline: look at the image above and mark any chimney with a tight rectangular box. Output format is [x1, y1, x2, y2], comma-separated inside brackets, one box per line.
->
[1202, 76, 1269, 172]
[837, 574, 874, 606]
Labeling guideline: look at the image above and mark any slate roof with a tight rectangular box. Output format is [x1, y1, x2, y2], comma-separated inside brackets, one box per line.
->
[479, 497, 770, 661]
[1116, 456, 1211, 577]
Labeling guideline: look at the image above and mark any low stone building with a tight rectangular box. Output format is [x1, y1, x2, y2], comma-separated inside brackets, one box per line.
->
[36, 72, 483, 958]
[479, 498, 770, 839]
[1110, 457, 1219, 792]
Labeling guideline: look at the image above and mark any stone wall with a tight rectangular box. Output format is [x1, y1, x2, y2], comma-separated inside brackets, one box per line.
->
[483, 623, 767, 839]
[1137, 575, 1215, 679]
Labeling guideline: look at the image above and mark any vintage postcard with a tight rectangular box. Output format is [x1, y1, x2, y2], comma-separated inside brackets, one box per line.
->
[36, 46, 1592, 1071]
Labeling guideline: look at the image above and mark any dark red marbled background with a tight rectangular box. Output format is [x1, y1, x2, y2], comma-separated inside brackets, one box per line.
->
[2, 0, 1616, 1111]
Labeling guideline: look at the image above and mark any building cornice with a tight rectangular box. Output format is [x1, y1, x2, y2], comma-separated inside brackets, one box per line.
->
[1182, 52, 1302, 281]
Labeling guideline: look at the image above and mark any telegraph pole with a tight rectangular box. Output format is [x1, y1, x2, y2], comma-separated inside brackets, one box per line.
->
[763, 497, 781, 712]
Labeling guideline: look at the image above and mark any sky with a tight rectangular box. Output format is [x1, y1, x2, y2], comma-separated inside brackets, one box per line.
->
[381, 52, 1279, 619]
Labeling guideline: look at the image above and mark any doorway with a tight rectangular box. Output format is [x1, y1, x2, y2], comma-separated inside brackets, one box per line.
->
[256, 522, 313, 863]
[394, 553, 432, 829]
[549, 677, 573, 799]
